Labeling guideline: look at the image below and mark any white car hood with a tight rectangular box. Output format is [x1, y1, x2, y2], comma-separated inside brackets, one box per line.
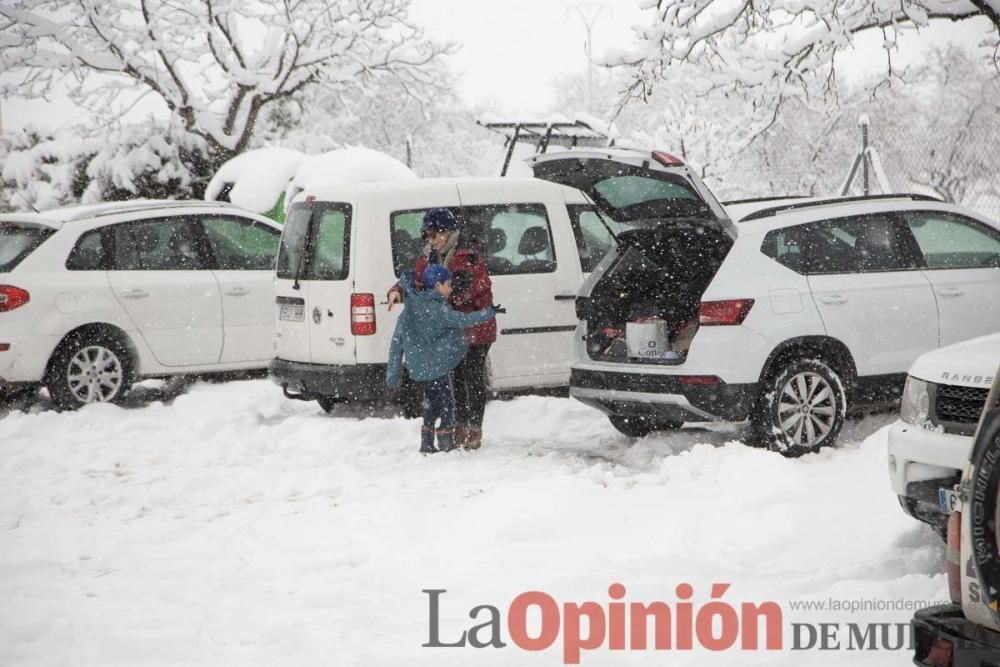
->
[909, 333, 1000, 388]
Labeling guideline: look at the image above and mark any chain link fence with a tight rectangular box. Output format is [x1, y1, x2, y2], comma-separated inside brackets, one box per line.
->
[719, 108, 1000, 222]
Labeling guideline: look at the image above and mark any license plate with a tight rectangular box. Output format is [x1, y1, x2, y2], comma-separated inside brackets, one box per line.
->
[939, 487, 961, 514]
[279, 304, 304, 322]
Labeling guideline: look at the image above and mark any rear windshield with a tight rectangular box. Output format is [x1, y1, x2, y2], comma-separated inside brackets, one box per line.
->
[0, 223, 55, 272]
[592, 173, 712, 222]
[277, 202, 352, 281]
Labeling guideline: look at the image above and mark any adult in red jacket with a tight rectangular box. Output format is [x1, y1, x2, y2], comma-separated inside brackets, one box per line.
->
[387, 208, 495, 449]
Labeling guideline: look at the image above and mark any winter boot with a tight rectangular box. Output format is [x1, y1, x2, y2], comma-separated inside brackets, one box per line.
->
[436, 427, 457, 452]
[420, 426, 437, 454]
[454, 425, 469, 449]
[464, 427, 482, 450]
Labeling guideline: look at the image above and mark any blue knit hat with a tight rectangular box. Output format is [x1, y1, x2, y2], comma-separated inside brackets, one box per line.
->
[422, 264, 451, 288]
[421, 208, 459, 235]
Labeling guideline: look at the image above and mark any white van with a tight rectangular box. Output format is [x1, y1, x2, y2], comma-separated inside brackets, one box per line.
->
[269, 177, 610, 412]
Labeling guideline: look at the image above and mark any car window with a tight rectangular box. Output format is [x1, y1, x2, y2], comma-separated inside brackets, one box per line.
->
[200, 216, 280, 270]
[389, 204, 555, 276]
[762, 214, 917, 275]
[0, 223, 54, 272]
[112, 218, 204, 271]
[276, 203, 351, 281]
[312, 208, 349, 280]
[593, 175, 698, 209]
[389, 209, 439, 277]
[474, 204, 555, 275]
[66, 229, 105, 271]
[904, 211, 1000, 269]
[567, 204, 640, 273]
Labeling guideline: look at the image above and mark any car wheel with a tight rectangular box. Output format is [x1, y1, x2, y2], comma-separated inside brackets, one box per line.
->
[752, 358, 846, 456]
[968, 402, 1000, 611]
[317, 396, 339, 414]
[46, 334, 132, 410]
[609, 415, 683, 438]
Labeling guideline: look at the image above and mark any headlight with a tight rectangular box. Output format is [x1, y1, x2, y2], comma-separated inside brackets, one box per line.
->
[900, 376, 930, 425]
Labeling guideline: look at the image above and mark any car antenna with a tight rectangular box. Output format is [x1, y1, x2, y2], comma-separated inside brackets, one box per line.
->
[15, 191, 40, 214]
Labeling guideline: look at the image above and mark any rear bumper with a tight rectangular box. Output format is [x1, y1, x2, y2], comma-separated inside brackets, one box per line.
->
[912, 604, 1000, 666]
[569, 367, 756, 422]
[0, 334, 60, 386]
[269, 358, 388, 401]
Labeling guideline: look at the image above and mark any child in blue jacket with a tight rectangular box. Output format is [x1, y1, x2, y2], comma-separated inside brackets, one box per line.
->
[387, 264, 499, 453]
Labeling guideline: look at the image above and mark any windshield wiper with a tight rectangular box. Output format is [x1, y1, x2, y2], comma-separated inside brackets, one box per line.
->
[291, 218, 310, 291]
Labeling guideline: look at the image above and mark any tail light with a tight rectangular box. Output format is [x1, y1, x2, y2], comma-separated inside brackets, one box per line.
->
[0, 285, 30, 312]
[351, 293, 376, 335]
[927, 638, 954, 667]
[946, 510, 962, 604]
[698, 299, 754, 326]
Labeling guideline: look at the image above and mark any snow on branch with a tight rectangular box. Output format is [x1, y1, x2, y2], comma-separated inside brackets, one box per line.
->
[0, 0, 453, 160]
[611, 0, 999, 127]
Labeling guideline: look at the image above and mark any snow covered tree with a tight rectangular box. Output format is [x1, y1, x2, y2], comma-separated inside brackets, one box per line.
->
[0, 0, 451, 167]
[611, 0, 1000, 141]
[0, 119, 216, 211]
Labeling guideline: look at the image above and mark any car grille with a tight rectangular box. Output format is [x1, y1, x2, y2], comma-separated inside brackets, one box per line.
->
[934, 383, 989, 432]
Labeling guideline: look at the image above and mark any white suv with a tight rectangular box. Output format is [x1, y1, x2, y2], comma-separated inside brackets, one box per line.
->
[0, 200, 282, 409]
[888, 332, 998, 535]
[530, 150, 1000, 453]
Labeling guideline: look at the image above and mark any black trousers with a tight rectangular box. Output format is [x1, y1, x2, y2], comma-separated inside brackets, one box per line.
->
[453, 344, 491, 429]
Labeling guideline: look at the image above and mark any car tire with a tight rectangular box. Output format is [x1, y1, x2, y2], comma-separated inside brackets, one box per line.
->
[752, 358, 846, 456]
[45, 333, 132, 410]
[968, 402, 1000, 612]
[317, 396, 339, 414]
[609, 415, 683, 439]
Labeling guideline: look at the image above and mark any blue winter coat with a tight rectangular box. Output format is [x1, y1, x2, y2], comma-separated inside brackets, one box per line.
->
[386, 272, 496, 387]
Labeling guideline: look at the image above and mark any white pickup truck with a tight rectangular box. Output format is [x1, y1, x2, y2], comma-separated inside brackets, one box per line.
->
[887, 333, 1000, 536]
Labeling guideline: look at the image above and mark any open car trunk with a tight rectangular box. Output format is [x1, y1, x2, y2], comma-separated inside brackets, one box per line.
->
[580, 222, 733, 365]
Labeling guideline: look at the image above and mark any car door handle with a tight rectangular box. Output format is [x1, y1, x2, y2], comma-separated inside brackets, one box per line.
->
[936, 287, 964, 298]
[554, 294, 577, 301]
[119, 289, 149, 300]
[225, 287, 250, 297]
[819, 295, 848, 305]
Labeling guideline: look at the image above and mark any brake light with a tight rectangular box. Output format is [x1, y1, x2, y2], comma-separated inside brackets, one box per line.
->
[946, 510, 962, 604]
[351, 293, 376, 335]
[698, 299, 754, 326]
[0, 344, 9, 351]
[652, 150, 685, 167]
[0, 285, 30, 312]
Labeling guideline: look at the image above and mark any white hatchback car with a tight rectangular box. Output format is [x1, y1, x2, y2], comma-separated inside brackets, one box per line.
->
[0, 200, 282, 409]
[530, 150, 1000, 452]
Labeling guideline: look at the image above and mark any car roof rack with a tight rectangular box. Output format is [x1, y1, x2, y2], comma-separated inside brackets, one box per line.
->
[722, 195, 809, 206]
[477, 117, 614, 177]
[60, 199, 238, 222]
[739, 193, 945, 222]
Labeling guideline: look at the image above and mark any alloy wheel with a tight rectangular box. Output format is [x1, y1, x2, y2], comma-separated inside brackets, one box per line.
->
[776, 371, 837, 448]
[66, 345, 125, 404]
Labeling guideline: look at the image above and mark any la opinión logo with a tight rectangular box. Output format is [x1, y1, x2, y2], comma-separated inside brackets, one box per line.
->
[423, 583, 783, 664]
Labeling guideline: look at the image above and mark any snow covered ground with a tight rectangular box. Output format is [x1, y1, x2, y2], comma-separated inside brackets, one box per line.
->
[0, 380, 947, 666]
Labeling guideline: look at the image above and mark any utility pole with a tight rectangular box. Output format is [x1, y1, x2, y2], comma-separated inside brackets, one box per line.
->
[567, 3, 611, 111]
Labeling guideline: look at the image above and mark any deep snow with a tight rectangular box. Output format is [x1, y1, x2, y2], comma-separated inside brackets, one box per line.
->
[0, 380, 946, 666]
